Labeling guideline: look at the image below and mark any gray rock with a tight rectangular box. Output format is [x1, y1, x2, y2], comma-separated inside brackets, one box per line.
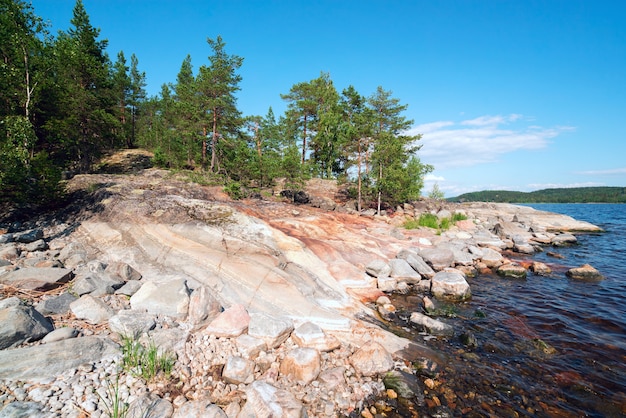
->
[72, 272, 125, 296]
[0, 401, 49, 418]
[235, 334, 267, 359]
[130, 278, 190, 320]
[0, 336, 119, 381]
[431, 270, 471, 301]
[35, 292, 77, 315]
[57, 242, 88, 269]
[108, 309, 156, 337]
[114, 279, 143, 296]
[410, 312, 454, 336]
[23, 239, 48, 252]
[0, 233, 14, 244]
[248, 313, 294, 349]
[188, 285, 222, 326]
[473, 230, 507, 249]
[0, 267, 73, 291]
[239, 381, 307, 418]
[383, 370, 424, 401]
[222, 355, 255, 384]
[105, 261, 142, 281]
[418, 247, 455, 271]
[479, 247, 504, 267]
[14, 229, 43, 244]
[0, 298, 53, 349]
[377, 276, 398, 292]
[41, 327, 78, 343]
[173, 401, 227, 418]
[127, 393, 173, 418]
[365, 259, 391, 278]
[397, 250, 435, 279]
[70, 294, 115, 325]
[0, 244, 19, 262]
[388, 259, 421, 284]
[552, 233, 578, 246]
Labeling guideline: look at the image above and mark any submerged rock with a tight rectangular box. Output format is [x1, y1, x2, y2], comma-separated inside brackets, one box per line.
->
[496, 263, 528, 279]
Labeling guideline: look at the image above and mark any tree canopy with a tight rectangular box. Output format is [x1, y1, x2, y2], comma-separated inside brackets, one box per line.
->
[1, 0, 433, 213]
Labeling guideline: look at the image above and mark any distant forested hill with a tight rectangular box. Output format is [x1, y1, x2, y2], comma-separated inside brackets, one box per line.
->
[450, 187, 626, 203]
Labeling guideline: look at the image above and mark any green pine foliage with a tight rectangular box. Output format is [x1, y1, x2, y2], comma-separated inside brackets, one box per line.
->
[1, 0, 436, 214]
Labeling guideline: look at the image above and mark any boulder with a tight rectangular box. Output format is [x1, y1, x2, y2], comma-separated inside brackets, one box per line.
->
[72, 272, 125, 296]
[0, 298, 53, 349]
[127, 393, 173, 418]
[479, 247, 504, 268]
[188, 285, 222, 326]
[365, 259, 391, 278]
[0, 402, 46, 418]
[418, 247, 455, 271]
[130, 278, 190, 320]
[23, 239, 48, 252]
[388, 258, 422, 284]
[114, 280, 143, 296]
[203, 304, 250, 338]
[172, 401, 227, 418]
[530, 262, 552, 276]
[349, 341, 394, 377]
[397, 250, 435, 279]
[383, 370, 424, 401]
[35, 292, 77, 315]
[566, 264, 604, 281]
[248, 313, 294, 349]
[235, 334, 267, 359]
[13, 229, 43, 244]
[0, 336, 119, 381]
[222, 355, 255, 384]
[280, 347, 321, 385]
[291, 322, 340, 352]
[0, 244, 19, 262]
[496, 263, 528, 279]
[239, 381, 307, 418]
[0, 267, 73, 291]
[108, 309, 156, 337]
[410, 312, 454, 336]
[377, 276, 398, 292]
[70, 295, 115, 325]
[552, 233, 578, 246]
[431, 270, 471, 301]
[105, 261, 142, 281]
[41, 327, 78, 344]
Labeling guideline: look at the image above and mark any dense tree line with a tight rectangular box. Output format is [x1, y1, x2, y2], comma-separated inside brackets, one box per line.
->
[451, 187, 626, 203]
[1, 0, 432, 213]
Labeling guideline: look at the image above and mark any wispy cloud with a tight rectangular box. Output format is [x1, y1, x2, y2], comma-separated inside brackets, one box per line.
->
[577, 167, 626, 175]
[407, 114, 575, 170]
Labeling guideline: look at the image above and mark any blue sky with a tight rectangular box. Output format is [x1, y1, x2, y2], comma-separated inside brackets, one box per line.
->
[31, 0, 626, 197]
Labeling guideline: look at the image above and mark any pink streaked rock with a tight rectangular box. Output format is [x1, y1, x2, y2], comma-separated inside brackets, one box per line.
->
[203, 304, 250, 338]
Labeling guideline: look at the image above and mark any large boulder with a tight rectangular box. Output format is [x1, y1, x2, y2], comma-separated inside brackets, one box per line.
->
[279, 347, 321, 385]
[248, 313, 294, 349]
[396, 250, 435, 279]
[430, 270, 471, 301]
[365, 259, 391, 278]
[203, 304, 250, 338]
[388, 259, 422, 284]
[222, 356, 255, 385]
[130, 278, 190, 320]
[187, 285, 222, 326]
[291, 321, 340, 352]
[0, 336, 119, 381]
[70, 295, 115, 325]
[418, 247, 455, 271]
[0, 267, 73, 291]
[0, 298, 53, 349]
[496, 263, 527, 279]
[108, 309, 156, 337]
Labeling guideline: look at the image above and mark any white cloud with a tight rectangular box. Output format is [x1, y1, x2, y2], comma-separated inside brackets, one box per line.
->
[408, 114, 575, 170]
[424, 174, 445, 182]
[527, 181, 606, 189]
[577, 167, 626, 175]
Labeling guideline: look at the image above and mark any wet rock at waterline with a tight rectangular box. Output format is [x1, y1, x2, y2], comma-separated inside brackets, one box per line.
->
[566, 264, 604, 281]
[496, 263, 528, 279]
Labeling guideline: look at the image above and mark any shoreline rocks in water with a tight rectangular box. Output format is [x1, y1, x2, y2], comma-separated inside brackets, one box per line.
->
[0, 169, 605, 417]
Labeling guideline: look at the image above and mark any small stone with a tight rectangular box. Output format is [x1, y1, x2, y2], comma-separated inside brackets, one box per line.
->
[566, 264, 604, 281]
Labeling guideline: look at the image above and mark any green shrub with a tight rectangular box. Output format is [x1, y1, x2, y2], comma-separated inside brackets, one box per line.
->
[418, 213, 439, 229]
[403, 218, 421, 230]
[452, 212, 468, 222]
[224, 181, 243, 200]
[439, 217, 451, 230]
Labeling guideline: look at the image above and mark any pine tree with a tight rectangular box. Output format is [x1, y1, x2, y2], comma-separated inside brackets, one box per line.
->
[196, 35, 243, 171]
[128, 53, 146, 148]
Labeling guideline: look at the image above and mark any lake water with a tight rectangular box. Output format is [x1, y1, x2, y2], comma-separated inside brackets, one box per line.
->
[387, 203, 626, 417]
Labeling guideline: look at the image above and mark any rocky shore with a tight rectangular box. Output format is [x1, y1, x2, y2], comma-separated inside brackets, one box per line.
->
[0, 163, 603, 417]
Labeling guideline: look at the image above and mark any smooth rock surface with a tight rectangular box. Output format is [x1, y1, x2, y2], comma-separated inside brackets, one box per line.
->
[431, 270, 471, 301]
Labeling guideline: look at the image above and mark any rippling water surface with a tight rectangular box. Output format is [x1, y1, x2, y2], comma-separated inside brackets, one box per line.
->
[387, 204, 626, 417]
